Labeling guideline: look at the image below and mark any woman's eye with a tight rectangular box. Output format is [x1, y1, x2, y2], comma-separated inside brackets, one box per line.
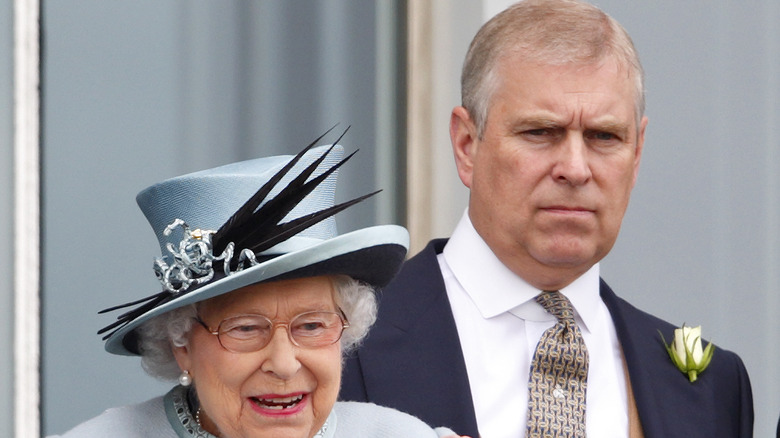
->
[300, 321, 325, 331]
[222, 317, 271, 338]
[226, 324, 264, 339]
[292, 320, 327, 336]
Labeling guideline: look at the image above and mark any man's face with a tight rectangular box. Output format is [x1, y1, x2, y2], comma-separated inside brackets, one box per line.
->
[450, 56, 647, 290]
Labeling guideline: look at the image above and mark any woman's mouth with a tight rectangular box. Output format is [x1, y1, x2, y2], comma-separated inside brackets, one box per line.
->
[250, 394, 305, 411]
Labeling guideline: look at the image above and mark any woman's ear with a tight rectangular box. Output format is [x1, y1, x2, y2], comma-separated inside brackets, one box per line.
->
[172, 339, 192, 372]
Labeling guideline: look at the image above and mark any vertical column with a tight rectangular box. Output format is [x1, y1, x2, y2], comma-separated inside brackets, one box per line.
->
[405, 0, 434, 253]
[14, 0, 41, 436]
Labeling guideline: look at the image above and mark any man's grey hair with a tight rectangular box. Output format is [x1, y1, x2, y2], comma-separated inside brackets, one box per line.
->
[462, 0, 645, 138]
[136, 275, 377, 380]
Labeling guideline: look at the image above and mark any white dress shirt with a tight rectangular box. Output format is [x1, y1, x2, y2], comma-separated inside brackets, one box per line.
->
[439, 211, 628, 438]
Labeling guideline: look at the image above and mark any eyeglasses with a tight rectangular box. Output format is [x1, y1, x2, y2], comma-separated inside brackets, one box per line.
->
[194, 310, 350, 353]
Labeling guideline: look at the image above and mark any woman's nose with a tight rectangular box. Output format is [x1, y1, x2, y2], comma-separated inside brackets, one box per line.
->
[259, 326, 301, 380]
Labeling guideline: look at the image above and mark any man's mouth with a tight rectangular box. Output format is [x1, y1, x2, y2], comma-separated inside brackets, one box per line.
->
[251, 394, 305, 410]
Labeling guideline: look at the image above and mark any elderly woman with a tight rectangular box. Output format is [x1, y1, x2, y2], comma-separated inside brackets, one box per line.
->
[51, 133, 461, 438]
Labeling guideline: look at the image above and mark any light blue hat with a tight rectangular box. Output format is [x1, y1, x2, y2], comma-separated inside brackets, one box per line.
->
[99, 130, 409, 356]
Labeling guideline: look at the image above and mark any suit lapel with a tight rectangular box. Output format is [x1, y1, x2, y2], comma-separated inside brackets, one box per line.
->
[601, 280, 674, 437]
[356, 239, 480, 436]
[600, 280, 740, 437]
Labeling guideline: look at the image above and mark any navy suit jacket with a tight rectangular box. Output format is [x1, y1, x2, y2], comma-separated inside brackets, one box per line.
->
[341, 239, 753, 437]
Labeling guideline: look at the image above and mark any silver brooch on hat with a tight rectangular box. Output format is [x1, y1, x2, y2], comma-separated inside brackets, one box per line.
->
[153, 219, 260, 294]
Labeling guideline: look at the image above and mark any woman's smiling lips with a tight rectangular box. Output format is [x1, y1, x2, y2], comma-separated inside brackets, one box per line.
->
[249, 392, 308, 416]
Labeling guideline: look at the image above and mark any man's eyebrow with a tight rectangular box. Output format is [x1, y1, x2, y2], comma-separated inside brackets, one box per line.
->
[510, 116, 563, 130]
[588, 120, 630, 137]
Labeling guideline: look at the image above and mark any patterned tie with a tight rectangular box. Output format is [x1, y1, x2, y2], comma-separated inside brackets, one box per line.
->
[526, 290, 589, 437]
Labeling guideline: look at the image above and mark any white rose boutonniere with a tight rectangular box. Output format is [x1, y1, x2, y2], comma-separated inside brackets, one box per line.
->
[660, 325, 715, 383]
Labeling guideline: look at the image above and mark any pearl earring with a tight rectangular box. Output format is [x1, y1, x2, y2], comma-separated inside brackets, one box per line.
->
[178, 370, 192, 387]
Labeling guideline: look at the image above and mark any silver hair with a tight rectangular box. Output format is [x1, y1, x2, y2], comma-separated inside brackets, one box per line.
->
[462, 0, 645, 138]
[136, 275, 377, 381]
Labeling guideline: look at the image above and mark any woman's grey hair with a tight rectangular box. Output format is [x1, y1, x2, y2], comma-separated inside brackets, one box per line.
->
[462, 0, 645, 139]
[136, 275, 377, 381]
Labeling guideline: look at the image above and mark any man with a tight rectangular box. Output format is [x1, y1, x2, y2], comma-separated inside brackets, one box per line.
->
[340, 1, 753, 437]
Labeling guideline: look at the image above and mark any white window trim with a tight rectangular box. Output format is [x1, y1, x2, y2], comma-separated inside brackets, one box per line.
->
[14, 0, 41, 436]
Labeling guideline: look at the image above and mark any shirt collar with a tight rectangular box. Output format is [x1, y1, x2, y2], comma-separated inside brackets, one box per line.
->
[442, 210, 601, 333]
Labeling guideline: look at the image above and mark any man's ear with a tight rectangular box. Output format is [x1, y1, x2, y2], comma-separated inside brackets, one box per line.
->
[631, 115, 648, 189]
[450, 106, 479, 189]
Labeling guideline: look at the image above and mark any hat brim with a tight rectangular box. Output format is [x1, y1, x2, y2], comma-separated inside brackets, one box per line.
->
[105, 224, 408, 356]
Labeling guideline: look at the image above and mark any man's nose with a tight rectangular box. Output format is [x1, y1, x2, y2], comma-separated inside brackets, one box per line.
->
[552, 134, 592, 186]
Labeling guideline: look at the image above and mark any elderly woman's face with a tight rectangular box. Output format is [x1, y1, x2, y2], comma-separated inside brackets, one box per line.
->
[173, 276, 342, 438]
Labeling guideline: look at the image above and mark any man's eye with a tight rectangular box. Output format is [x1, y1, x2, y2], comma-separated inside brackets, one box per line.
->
[588, 130, 619, 142]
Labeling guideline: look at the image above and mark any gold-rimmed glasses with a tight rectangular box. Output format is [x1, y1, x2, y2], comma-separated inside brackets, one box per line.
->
[194, 310, 350, 353]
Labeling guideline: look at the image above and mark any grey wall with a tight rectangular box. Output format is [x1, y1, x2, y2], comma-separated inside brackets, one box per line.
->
[1, 0, 15, 436]
[41, 1, 400, 435]
[598, 3, 779, 437]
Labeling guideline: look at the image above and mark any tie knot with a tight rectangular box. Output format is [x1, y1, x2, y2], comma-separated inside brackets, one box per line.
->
[536, 290, 576, 323]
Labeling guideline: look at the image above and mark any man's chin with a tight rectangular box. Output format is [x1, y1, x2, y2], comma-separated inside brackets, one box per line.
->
[532, 247, 601, 273]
